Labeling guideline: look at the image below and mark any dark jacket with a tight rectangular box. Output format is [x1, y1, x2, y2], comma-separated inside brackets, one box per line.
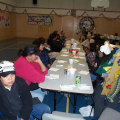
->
[0, 76, 33, 120]
[50, 40, 63, 52]
[39, 50, 51, 69]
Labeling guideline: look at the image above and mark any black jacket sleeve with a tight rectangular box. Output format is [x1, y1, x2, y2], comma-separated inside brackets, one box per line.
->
[17, 77, 33, 120]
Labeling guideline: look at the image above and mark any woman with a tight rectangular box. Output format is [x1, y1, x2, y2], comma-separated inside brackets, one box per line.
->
[14, 44, 48, 102]
[33, 38, 51, 69]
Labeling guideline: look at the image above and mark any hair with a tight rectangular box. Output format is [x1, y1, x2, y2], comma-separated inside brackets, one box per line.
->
[32, 37, 45, 47]
[90, 43, 96, 52]
[18, 44, 38, 57]
[61, 30, 64, 34]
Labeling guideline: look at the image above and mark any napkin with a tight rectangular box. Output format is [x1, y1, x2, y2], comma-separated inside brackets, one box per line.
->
[56, 65, 63, 67]
[79, 52, 85, 56]
[57, 60, 67, 63]
[61, 54, 69, 56]
[49, 67, 59, 71]
[78, 84, 92, 90]
[60, 84, 76, 90]
[66, 44, 70, 46]
[62, 49, 67, 52]
[63, 52, 69, 54]
[79, 56, 85, 59]
[79, 70, 89, 75]
[78, 63, 85, 66]
[46, 74, 59, 79]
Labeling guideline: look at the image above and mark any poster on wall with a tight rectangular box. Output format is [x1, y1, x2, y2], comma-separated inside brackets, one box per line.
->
[0, 16, 10, 28]
[79, 17, 94, 32]
[28, 16, 53, 25]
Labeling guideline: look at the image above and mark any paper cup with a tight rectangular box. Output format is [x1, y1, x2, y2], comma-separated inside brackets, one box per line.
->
[72, 43, 77, 49]
[72, 50, 76, 55]
[69, 59, 74, 64]
[71, 38, 75, 43]
[69, 68, 76, 75]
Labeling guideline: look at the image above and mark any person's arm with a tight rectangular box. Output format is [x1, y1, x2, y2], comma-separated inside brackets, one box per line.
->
[18, 77, 33, 120]
[34, 56, 46, 72]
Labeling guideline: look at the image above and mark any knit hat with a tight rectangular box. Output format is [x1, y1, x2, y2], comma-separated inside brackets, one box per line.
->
[0, 61, 15, 77]
[24, 44, 38, 55]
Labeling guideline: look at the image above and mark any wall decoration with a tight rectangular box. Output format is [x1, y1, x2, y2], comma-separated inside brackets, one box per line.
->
[71, 9, 76, 17]
[79, 17, 94, 32]
[28, 16, 53, 25]
[0, 16, 10, 28]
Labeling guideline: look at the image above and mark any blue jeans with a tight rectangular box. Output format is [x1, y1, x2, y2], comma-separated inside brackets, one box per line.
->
[90, 73, 97, 81]
[17, 103, 51, 120]
[30, 88, 45, 102]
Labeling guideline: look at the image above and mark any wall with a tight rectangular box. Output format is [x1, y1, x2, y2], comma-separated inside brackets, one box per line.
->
[16, 12, 120, 40]
[0, 12, 16, 41]
[0, 0, 120, 41]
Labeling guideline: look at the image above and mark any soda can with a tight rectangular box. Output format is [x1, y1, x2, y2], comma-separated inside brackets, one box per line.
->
[75, 76, 81, 85]
[64, 68, 67, 75]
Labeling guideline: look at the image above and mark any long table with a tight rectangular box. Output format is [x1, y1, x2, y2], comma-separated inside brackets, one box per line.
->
[39, 40, 93, 113]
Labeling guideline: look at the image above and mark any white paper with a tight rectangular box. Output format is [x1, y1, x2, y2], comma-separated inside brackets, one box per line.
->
[74, 59, 79, 63]
[79, 52, 85, 56]
[56, 65, 63, 67]
[49, 67, 59, 71]
[62, 49, 67, 52]
[57, 60, 67, 63]
[66, 44, 70, 46]
[79, 56, 85, 59]
[61, 54, 69, 57]
[63, 52, 69, 54]
[78, 63, 85, 66]
[78, 84, 92, 90]
[46, 74, 59, 79]
[79, 70, 89, 75]
[60, 84, 76, 90]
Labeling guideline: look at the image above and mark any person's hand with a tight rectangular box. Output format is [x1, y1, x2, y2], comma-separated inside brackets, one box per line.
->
[48, 64, 51, 68]
[90, 61, 95, 66]
[48, 53, 52, 56]
[64, 44, 66, 47]
[34, 56, 42, 63]
[104, 76, 110, 82]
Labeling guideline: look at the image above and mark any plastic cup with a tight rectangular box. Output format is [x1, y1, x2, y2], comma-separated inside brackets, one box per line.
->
[69, 59, 74, 64]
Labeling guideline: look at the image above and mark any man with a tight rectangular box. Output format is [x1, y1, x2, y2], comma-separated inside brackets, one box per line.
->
[0, 61, 50, 120]
[81, 34, 95, 48]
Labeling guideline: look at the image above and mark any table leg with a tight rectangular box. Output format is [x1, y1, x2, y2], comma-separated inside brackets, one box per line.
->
[66, 97, 69, 113]
[54, 92, 57, 110]
[73, 94, 77, 113]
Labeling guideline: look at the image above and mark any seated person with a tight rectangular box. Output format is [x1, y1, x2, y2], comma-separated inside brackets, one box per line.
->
[80, 31, 88, 43]
[81, 34, 95, 48]
[14, 44, 48, 102]
[33, 38, 51, 69]
[60, 30, 67, 43]
[0, 61, 50, 120]
[48, 34, 65, 52]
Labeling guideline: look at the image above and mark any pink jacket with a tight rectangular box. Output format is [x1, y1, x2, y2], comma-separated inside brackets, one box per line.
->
[14, 56, 48, 85]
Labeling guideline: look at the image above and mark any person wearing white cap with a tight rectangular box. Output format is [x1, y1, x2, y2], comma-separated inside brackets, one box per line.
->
[0, 61, 51, 120]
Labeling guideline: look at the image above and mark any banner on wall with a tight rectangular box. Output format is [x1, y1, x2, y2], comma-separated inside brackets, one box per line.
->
[28, 16, 53, 25]
[0, 16, 10, 28]
[79, 17, 94, 32]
